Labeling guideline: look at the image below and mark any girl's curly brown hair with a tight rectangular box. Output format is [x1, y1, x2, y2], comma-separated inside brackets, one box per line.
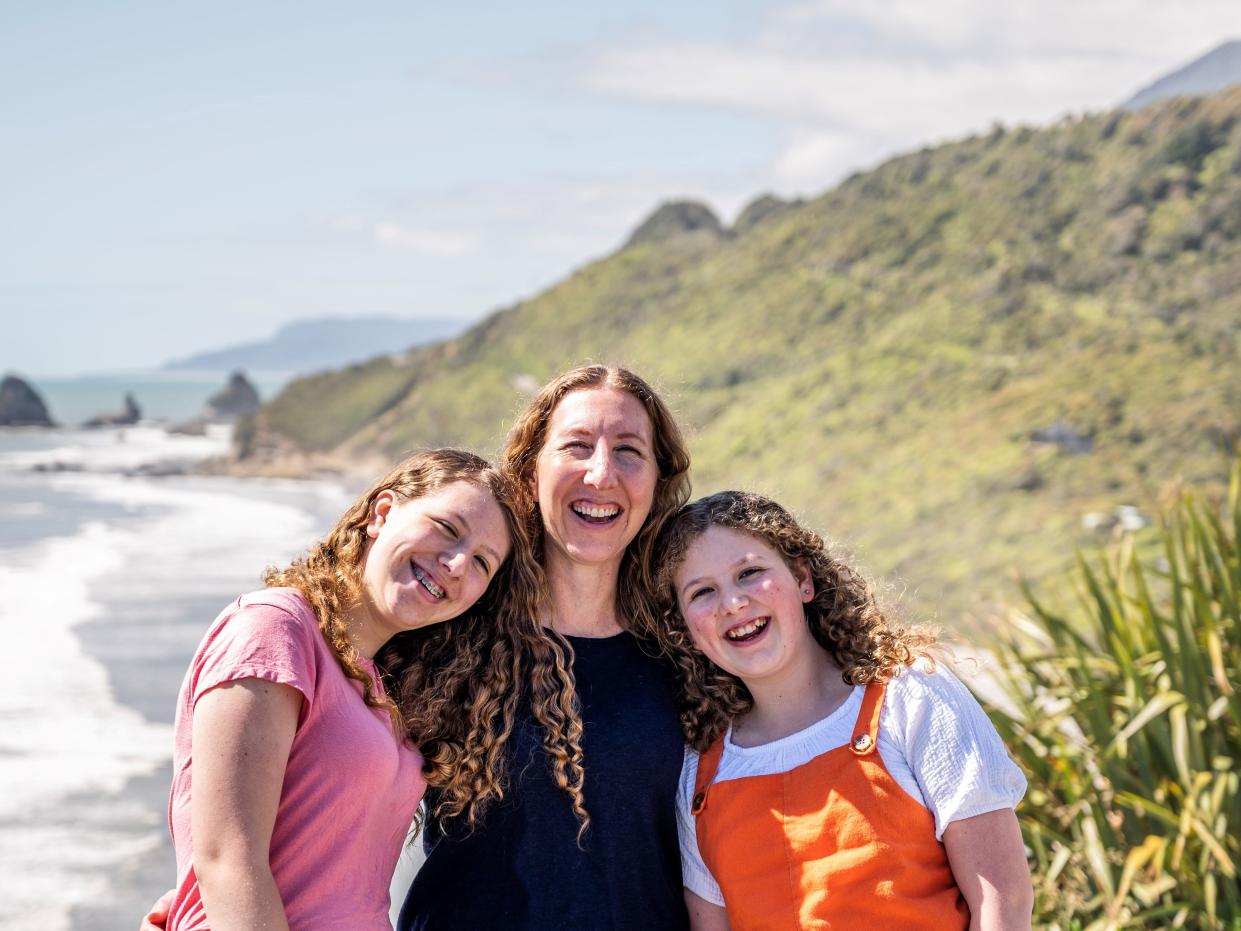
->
[654, 490, 938, 752]
[265, 448, 542, 828]
[498, 364, 693, 833]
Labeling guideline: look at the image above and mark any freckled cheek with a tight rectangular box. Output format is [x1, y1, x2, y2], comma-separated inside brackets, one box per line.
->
[684, 609, 717, 651]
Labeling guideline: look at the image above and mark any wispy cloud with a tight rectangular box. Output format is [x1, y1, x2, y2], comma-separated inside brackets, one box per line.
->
[373, 223, 480, 257]
[581, 0, 1239, 189]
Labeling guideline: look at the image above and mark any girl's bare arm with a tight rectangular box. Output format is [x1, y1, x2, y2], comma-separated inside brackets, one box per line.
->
[943, 808, 1033, 931]
[685, 888, 731, 931]
[189, 677, 301, 931]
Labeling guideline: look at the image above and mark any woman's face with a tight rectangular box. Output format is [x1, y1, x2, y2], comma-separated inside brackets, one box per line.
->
[673, 525, 816, 685]
[359, 479, 511, 642]
[533, 386, 658, 574]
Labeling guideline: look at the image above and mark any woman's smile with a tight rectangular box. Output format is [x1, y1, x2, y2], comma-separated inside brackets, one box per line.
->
[534, 387, 657, 572]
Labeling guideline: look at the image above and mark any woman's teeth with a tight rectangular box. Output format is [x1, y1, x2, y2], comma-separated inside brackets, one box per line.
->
[412, 564, 445, 599]
[726, 617, 769, 641]
[571, 503, 620, 522]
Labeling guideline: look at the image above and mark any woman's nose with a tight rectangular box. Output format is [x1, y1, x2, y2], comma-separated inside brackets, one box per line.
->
[584, 445, 616, 487]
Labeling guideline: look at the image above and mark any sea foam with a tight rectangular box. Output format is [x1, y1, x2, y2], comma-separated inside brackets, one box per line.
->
[0, 429, 341, 929]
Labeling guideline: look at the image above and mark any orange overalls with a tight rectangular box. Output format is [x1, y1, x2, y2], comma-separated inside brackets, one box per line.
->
[691, 681, 970, 930]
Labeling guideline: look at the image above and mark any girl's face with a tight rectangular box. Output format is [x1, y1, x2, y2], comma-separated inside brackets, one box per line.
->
[532, 386, 658, 575]
[359, 480, 510, 644]
[674, 525, 817, 685]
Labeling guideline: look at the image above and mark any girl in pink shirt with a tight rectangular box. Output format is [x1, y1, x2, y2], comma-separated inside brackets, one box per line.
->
[161, 449, 537, 931]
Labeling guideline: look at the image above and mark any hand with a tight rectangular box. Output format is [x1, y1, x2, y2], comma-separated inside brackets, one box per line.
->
[139, 889, 174, 930]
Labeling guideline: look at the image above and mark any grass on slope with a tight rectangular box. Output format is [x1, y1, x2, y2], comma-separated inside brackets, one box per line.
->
[250, 89, 1241, 629]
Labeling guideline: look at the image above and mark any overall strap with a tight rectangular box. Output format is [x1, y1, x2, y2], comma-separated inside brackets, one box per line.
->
[850, 681, 887, 756]
[690, 737, 726, 815]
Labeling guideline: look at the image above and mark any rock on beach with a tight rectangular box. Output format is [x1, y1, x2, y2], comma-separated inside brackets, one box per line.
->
[0, 374, 56, 427]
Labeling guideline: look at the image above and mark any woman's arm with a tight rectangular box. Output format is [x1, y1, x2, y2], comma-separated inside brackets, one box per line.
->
[685, 889, 731, 931]
[943, 808, 1032, 931]
[190, 677, 301, 931]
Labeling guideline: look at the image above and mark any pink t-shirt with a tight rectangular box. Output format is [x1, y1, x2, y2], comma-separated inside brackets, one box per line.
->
[166, 588, 426, 931]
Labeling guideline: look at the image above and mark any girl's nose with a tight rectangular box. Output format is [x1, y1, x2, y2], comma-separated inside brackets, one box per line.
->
[442, 549, 468, 578]
[723, 588, 749, 614]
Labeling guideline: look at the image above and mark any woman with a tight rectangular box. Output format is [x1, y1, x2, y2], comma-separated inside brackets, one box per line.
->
[397, 364, 693, 930]
[157, 449, 538, 930]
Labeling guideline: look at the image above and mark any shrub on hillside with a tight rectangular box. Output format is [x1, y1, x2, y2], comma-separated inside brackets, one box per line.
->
[989, 458, 1240, 928]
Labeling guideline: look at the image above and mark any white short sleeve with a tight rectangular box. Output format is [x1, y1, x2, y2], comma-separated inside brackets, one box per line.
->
[884, 664, 1027, 838]
[676, 748, 725, 906]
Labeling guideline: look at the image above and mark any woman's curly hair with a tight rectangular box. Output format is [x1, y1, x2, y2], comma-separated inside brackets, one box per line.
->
[654, 490, 939, 752]
[265, 448, 541, 828]
[499, 364, 693, 834]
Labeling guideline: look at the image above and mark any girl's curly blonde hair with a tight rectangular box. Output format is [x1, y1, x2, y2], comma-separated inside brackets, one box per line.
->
[654, 490, 939, 752]
[265, 448, 544, 828]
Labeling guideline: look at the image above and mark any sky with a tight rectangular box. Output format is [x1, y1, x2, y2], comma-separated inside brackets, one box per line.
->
[2, 1, 1238, 376]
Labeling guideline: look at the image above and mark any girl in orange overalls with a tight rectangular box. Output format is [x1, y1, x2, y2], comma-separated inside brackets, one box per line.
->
[655, 491, 1032, 930]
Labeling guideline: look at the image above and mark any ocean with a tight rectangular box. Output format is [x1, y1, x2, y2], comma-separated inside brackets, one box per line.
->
[0, 416, 386, 930]
[24, 371, 293, 428]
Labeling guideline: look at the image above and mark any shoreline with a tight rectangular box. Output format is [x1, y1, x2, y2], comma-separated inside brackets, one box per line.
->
[0, 424, 356, 929]
[65, 474, 353, 930]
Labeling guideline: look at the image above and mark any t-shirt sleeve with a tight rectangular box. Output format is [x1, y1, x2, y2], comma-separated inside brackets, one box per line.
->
[190, 596, 320, 709]
[889, 663, 1027, 839]
[676, 747, 725, 907]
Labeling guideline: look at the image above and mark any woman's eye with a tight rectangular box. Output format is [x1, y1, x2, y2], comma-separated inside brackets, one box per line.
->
[617, 445, 644, 458]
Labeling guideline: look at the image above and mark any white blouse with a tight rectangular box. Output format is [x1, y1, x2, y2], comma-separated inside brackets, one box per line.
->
[677, 662, 1028, 906]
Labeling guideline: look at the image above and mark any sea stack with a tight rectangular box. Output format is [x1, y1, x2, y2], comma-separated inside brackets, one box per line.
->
[83, 393, 141, 428]
[0, 374, 56, 427]
[205, 371, 261, 421]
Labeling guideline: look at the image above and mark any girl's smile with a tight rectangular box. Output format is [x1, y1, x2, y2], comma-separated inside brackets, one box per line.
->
[675, 525, 816, 684]
[353, 479, 511, 657]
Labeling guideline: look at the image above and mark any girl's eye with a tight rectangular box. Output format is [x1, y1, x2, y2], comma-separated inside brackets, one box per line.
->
[436, 519, 460, 539]
[688, 586, 714, 602]
[474, 554, 491, 576]
[739, 566, 764, 580]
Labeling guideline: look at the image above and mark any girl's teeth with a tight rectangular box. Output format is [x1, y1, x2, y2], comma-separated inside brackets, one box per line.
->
[413, 565, 445, 598]
[726, 618, 768, 640]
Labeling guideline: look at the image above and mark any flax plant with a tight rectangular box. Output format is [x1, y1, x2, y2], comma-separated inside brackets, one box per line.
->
[987, 458, 1241, 929]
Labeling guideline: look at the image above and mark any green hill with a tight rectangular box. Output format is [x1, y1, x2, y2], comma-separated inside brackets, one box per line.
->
[237, 88, 1241, 629]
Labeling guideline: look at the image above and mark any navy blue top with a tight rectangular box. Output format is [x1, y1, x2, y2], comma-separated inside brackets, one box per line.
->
[398, 632, 689, 931]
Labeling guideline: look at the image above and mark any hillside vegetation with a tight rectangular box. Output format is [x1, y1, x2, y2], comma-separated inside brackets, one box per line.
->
[992, 458, 1240, 927]
[241, 88, 1241, 627]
